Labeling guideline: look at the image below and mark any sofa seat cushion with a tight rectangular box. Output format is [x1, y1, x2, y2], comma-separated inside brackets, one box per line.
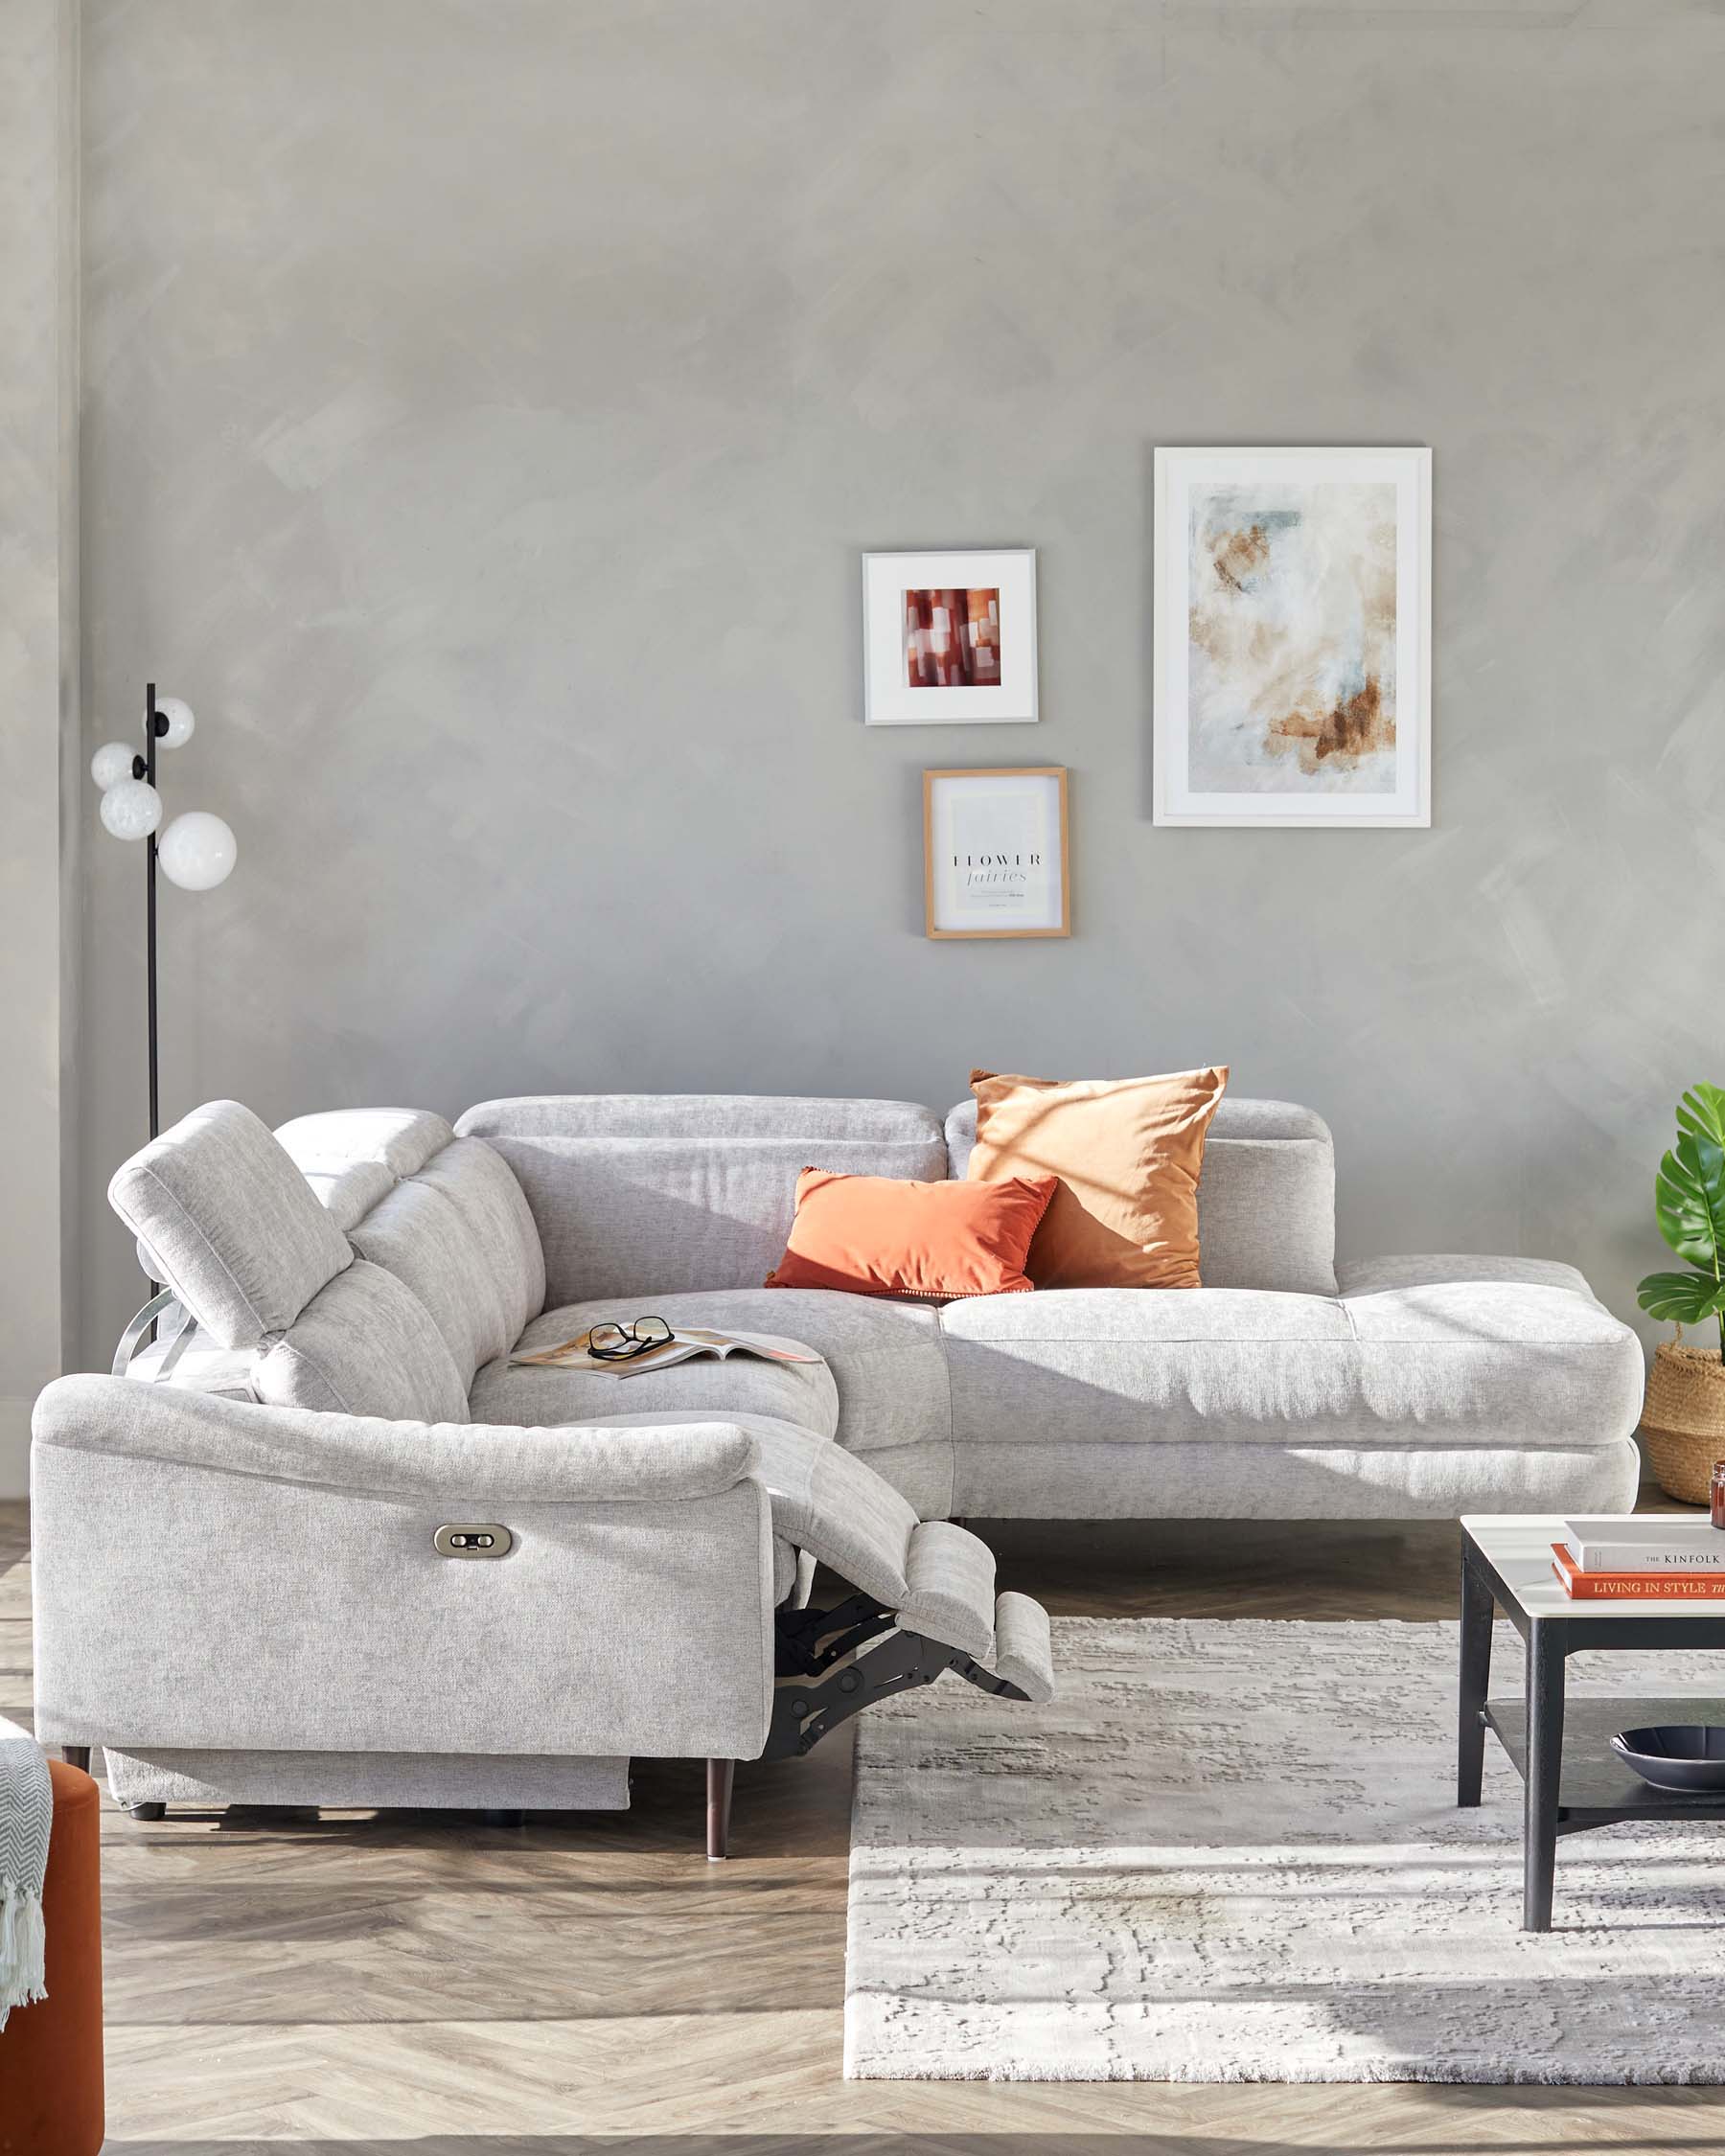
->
[470, 1289, 949, 1456]
[472, 1296, 837, 1439]
[941, 1272, 1644, 1454]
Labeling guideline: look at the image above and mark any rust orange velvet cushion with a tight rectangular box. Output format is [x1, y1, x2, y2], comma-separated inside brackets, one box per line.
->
[764, 1167, 1058, 1299]
[966, 1065, 1229, 1290]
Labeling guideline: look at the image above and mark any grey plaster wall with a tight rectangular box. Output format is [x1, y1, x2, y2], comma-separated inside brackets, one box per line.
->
[0, 0, 77, 1491]
[78, 0, 1725, 1365]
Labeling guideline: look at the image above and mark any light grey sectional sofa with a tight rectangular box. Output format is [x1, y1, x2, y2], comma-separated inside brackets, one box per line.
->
[30, 1087, 1643, 1845]
[456, 1089, 1642, 1520]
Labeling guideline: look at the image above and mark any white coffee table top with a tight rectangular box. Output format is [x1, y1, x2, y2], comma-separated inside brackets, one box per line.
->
[1461, 1513, 1725, 1620]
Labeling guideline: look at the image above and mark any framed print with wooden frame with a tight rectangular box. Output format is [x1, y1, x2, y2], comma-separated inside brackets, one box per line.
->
[863, 549, 1038, 725]
[924, 767, 1070, 940]
[1154, 447, 1431, 827]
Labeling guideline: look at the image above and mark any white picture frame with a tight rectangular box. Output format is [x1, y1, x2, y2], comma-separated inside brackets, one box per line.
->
[863, 548, 1038, 725]
[1153, 447, 1432, 827]
[924, 767, 1070, 939]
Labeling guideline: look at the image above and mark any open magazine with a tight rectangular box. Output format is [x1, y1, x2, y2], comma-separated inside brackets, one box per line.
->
[509, 1325, 823, 1379]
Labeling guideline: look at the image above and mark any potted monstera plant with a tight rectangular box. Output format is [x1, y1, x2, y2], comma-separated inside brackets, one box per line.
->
[1637, 1082, 1725, 1502]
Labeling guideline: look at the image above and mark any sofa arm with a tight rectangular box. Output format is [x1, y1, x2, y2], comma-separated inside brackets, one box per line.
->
[33, 1371, 762, 1500]
[31, 1376, 776, 1763]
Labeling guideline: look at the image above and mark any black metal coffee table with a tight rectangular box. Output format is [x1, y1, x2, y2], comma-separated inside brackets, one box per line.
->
[1460, 1514, 1725, 1930]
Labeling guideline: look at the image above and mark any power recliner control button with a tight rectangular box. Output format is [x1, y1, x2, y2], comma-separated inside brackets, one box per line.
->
[433, 1524, 514, 1559]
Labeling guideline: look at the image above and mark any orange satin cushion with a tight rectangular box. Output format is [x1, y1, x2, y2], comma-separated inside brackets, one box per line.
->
[0, 1759, 104, 2156]
[764, 1167, 1057, 1300]
[966, 1065, 1229, 1290]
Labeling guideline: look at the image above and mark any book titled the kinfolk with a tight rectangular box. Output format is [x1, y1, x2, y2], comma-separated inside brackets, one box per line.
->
[1551, 1544, 1725, 1600]
[1560, 1517, 1725, 1574]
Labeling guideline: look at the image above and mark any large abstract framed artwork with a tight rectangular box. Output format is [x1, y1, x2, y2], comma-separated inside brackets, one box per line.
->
[863, 549, 1038, 725]
[1154, 448, 1431, 826]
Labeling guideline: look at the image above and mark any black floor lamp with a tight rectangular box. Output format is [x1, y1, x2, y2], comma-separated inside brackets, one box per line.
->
[91, 683, 239, 1142]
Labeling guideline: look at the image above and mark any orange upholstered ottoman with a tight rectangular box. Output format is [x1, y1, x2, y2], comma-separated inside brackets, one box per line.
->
[0, 1758, 104, 2156]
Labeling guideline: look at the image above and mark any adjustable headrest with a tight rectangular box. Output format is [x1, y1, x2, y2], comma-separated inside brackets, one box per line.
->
[108, 1101, 354, 1349]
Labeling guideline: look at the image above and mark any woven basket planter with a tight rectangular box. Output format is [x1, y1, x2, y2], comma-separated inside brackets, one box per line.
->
[1641, 1337, 1725, 1504]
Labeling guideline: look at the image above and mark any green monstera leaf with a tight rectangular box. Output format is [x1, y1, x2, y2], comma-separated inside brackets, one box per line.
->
[1640, 1083, 1725, 1363]
[1675, 1082, 1725, 1150]
[1637, 1271, 1725, 1326]
[1654, 1131, 1725, 1268]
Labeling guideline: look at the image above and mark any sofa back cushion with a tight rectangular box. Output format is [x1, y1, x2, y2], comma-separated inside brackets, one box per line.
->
[455, 1095, 950, 1304]
[275, 1107, 456, 1228]
[253, 1259, 471, 1421]
[945, 1093, 1338, 1296]
[107, 1100, 546, 1426]
[275, 1111, 546, 1389]
[108, 1100, 354, 1350]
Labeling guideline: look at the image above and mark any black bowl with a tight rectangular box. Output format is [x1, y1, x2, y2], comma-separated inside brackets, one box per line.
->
[1611, 1725, 1725, 1793]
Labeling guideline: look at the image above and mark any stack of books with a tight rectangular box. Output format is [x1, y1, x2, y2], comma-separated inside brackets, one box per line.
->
[1552, 1518, 1725, 1599]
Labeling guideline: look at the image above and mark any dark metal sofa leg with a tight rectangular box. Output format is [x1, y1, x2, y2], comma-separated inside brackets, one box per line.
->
[706, 1757, 734, 1861]
[126, 1802, 166, 1821]
[60, 1745, 91, 1772]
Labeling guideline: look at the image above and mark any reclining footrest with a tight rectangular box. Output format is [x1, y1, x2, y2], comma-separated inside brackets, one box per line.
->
[765, 1582, 1055, 1759]
[990, 1590, 1055, 1704]
[890, 1524, 1052, 1700]
[895, 1519, 997, 1662]
[752, 1421, 1055, 1756]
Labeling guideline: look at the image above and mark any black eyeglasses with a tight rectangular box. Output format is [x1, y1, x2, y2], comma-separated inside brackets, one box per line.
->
[586, 1316, 674, 1362]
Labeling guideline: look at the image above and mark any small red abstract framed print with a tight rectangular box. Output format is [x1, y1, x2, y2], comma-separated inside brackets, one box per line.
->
[924, 767, 1070, 940]
[864, 549, 1038, 725]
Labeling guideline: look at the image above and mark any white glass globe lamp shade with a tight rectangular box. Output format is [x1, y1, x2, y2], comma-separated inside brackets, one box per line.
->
[90, 740, 137, 791]
[155, 696, 196, 749]
[99, 777, 163, 841]
[158, 810, 237, 891]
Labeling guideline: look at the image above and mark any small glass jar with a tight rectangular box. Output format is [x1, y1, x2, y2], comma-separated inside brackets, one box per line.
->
[1713, 1459, 1725, 1529]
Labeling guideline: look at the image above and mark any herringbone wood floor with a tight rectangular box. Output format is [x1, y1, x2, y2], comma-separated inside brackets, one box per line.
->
[7, 1496, 1725, 2152]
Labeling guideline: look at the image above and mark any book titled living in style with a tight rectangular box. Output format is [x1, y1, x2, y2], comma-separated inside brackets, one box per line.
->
[1551, 1543, 1725, 1599]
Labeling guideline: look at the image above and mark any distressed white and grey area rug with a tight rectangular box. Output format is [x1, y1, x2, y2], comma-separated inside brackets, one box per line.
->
[847, 1618, 1725, 2084]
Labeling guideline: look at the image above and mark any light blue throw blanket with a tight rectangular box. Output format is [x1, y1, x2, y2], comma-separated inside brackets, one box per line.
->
[0, 1717, 51, 2028]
